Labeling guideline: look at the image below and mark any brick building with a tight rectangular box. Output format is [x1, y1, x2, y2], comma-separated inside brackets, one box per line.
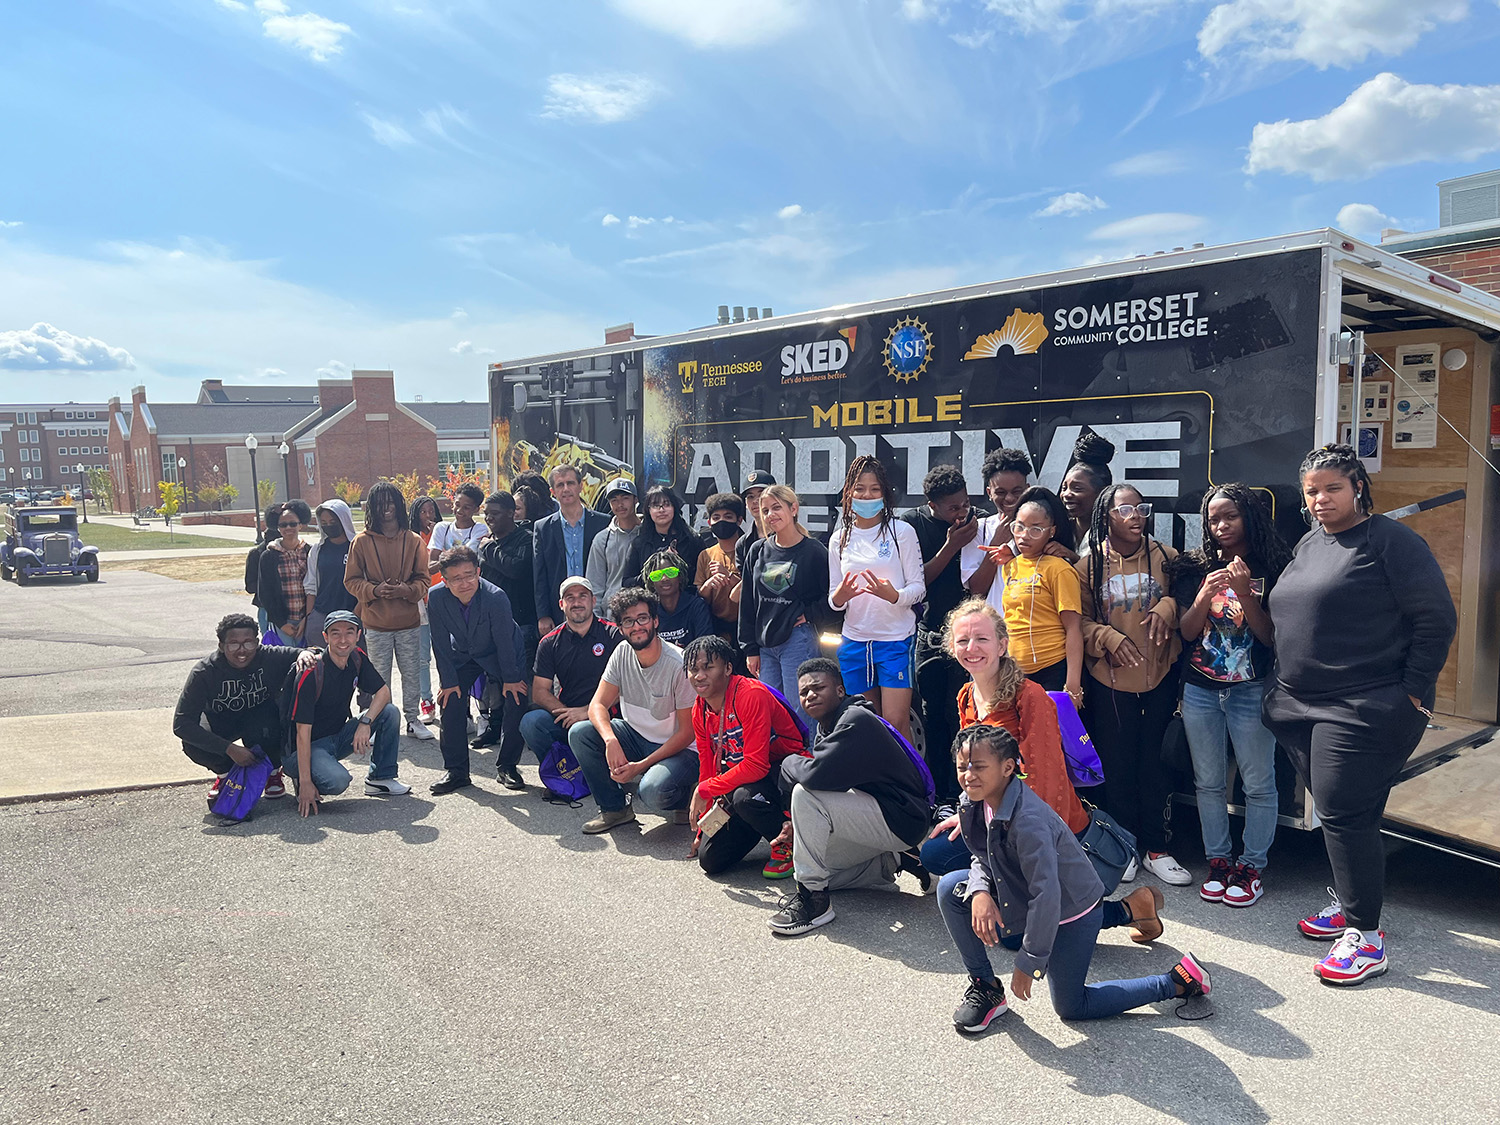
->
[1383, 169, 1500, 299]
[0, 401, 112, 495]
[104, 371, 488, 514]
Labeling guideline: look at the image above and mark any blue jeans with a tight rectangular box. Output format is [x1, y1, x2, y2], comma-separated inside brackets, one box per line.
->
[937, 870, 1175, 1019]
[757, 622, 820, 731]
[569, 717, 699, 814]
[284, 703, 403, 793]
[1181, 680, 1278, 870]
[519, 708, 567, 764]
[921, 829, 973, 877]
[417, 622, 433, 703]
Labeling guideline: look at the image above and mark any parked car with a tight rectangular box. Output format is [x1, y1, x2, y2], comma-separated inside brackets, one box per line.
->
[11, 489, 33, 506]
[1, 505, 100, 584]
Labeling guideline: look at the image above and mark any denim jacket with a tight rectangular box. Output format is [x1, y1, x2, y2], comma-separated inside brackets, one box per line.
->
[958, 779, 1105, 980]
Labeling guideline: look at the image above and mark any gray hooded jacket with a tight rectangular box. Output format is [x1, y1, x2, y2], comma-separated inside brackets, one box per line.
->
[303, 499, 359, 609]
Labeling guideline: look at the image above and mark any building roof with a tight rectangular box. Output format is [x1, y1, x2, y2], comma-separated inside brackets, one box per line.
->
[197, 382, 319, 404]
[402, 401, 489, 432]
[1382, 218, 1500, 256]
[145, 402, 318, 439]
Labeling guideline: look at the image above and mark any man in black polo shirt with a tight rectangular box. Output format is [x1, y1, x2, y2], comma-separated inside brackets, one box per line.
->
[900, 464, 980, 804]
[518, 575, 623, 766]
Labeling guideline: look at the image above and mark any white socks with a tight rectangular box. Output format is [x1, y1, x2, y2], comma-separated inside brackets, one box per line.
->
[1360, 929, 1383, 949]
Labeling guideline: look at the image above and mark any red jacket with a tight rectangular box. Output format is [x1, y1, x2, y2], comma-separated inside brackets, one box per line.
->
[693, 675, 808, 800]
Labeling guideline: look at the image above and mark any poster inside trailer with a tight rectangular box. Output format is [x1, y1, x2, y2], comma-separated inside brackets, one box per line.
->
[644, 250, 1322, 547]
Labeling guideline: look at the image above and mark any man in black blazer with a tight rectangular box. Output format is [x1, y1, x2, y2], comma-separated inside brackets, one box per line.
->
[531, 464, 610, 635]
[428, 545, 528, 794]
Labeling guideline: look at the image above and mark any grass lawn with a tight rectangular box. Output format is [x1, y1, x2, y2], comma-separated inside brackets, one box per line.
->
[79, 523, 248, 552]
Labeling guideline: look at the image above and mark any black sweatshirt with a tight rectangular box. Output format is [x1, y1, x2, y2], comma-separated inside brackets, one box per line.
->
[1268, 514, 1456, 708]
[779, 698, 929, 848]
[173, 646, 303, 759]
[738, 534, 831, 656]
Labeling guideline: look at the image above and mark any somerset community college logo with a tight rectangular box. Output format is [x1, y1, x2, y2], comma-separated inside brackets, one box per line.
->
[964, 309, 1049, 359]
[884, 316, 933, 384]
[678, 359, 698, 394]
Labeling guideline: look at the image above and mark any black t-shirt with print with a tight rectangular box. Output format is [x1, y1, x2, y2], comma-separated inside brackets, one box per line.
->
[533, 616, 624, 708]
[1172, 563, 1278, 690]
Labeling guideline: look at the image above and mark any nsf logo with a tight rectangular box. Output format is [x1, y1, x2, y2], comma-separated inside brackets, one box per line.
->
[883, 316, 933, 384]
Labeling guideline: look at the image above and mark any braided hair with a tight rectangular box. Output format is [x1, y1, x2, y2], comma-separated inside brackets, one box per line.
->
[1188, 483, 1292, 578]
[838, 454, 896, 555]
[1299, 442, 1375, 515]
[1085, 483, 1169, 623]
[641, 548, 694, 595]
[1064, 430, 1115, 493]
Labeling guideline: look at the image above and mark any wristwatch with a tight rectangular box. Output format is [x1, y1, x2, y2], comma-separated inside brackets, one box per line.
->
[358, 715, 372, 726]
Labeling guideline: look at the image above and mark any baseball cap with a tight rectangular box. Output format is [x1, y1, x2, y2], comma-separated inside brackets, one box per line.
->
[559, 575, 594, 598]
[603, 478, 637, 499]
[743, 470, 777, 489]
[322, 610, 362, 632]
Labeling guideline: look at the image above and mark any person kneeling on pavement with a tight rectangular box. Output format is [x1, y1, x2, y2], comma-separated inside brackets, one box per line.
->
[767, 658, 932, 936]
[570, 587, 697, 834]
[427, 545, 529, 795]
[174, 612, 317, 804]
[288, 610, 411, 816]
[683, 635, 809, 879]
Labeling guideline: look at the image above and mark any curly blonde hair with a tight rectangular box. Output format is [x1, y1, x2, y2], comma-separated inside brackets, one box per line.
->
[941, 597, 1025, 705]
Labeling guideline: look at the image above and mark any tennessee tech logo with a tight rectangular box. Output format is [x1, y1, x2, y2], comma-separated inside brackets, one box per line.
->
[678, 360, 698, 394]
[964, 309, 1049, 359]
[883, 316, 933, 384]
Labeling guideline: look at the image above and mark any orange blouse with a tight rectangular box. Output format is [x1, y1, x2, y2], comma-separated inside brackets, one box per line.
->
[956, 677, 1091, 836]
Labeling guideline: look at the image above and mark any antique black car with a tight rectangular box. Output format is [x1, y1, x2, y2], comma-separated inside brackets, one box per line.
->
[1, 505, 100, 584]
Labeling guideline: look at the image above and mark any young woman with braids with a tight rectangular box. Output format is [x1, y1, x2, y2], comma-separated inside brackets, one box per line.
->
[1075, 482, 1190, 887]
[1059, 431, 1115, 548]
[1172, 484, 1292, 909]
[1262, 444, 1455, 986]
[827, 455, 926, 744]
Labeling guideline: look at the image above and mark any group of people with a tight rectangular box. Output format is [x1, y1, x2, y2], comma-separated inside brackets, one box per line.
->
[178, 434, 1456, 1031]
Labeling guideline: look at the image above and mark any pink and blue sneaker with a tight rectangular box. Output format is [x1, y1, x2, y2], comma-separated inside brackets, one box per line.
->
[1298, 889, 1348, 938]
[1315, 928, 1388, 986]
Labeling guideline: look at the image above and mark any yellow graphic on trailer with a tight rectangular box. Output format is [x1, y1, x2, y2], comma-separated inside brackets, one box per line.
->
[679, 360, 698, 395]
[964, 309, 1050, 359]
[499, 432, 633, 511]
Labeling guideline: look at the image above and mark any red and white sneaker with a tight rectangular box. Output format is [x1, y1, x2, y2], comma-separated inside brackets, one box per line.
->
[1298, 889, 1348, 938]
[206, 774, 226, 805]
[263, 768, 287, 799]
[1223, 864, 1263, 908]
[419, 699, 437, 724]
[763, 839, 795, 880]
[1200, 857, 1234, 903]
[1315, 928, 1388, 985]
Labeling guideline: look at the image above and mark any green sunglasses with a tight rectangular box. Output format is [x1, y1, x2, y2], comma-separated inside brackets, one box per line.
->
[646, 565, 681, 582]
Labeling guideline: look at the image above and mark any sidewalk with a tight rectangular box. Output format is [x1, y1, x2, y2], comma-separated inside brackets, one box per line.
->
[0, 708, 202, 804]
[104, 546, 253, 561]
[86, 512, 265, 543]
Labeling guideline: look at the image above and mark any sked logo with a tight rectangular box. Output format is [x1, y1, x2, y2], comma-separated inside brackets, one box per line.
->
[883, 316, 933, 384]
[679, 360, 698, 394]
[780, 327, 857, 378]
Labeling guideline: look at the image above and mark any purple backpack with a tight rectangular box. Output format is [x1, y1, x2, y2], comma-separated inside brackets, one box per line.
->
[877, 715, 938, 809]
[1046, 691, 1106, 788]
[209, 746, 273, 821]
[539, 739, 590, 802]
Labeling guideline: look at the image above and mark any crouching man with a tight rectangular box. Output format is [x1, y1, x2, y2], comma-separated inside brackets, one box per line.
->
[288, 610, 411, 817]
[769, 657, 932, 936]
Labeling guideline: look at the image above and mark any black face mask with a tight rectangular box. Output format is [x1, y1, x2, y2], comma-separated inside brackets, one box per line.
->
[710, 519, 740, 540]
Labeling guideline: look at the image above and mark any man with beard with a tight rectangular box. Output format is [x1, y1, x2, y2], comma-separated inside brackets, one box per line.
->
[519, 576, 623, 768]
[569, 587, 697, 834]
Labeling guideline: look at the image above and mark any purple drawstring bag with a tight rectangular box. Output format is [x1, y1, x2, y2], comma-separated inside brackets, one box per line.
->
[1047, 692, 1106, 788]
[209, 745, 273, 821]
[539, 739, 590, 803]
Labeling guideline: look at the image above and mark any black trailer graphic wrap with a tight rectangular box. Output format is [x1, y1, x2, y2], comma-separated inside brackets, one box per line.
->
[644, 250, 1321, 547]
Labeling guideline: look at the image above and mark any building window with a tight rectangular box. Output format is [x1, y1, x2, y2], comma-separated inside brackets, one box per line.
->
[303, 451, 315, 486]
[438, 449, 481, 474]
[27, 412, 36, 424]
[87, 411, 96, 419]
[160, 452, 179, 484]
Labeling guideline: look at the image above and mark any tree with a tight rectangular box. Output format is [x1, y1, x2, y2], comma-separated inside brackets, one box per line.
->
[333, 478, 364, 506]
[86, 467, 114, 513]
[157, 481, 185, 543]
[196, 464, 229, 511]
[439, 464, 489, 501]
[220, 483, 240, 509]
[257, 478, 277, 510]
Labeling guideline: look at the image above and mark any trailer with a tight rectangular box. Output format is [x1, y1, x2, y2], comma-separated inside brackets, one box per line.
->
[490, 229, 1500, 864]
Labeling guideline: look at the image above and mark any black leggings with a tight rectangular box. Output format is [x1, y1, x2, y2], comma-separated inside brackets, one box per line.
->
[1262, 682, 1428, 931]
[1084, 675, 1179, 854]
[697, 774, 788, 875]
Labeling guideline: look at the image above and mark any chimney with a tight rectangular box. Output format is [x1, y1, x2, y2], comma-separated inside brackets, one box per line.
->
[604, 322, 636, 344]
[732, 306, 745, 323]
[762, 308, 772, 319]
[130, 385, 148, 407]
[746, 307, 759, 321]
[317, 377, 355, 414]
[717, 305, 730, 326]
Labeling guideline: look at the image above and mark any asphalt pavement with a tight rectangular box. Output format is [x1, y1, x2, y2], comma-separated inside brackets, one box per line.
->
[1, 567, 1498, 1124]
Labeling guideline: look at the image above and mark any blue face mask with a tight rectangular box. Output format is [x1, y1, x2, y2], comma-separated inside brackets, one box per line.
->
[851, 497, 885, 519]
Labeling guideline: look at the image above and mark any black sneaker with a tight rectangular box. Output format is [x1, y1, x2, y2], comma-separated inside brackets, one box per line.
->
[497, 765, 525, 790]
[768, 883, 834, 936]
[899, 848, 935, 894]
[953, 975, 1008, 1033]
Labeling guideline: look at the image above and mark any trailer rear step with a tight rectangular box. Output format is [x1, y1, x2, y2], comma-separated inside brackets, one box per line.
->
[1383, 720, 1500, 867]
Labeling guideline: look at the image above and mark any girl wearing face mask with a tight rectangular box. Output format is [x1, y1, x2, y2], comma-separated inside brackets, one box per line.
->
[1075, 483, 1187, 888]
[694, 491, 746, 639]
[828, 455, 926, 745]
[1262, 444, 1455, 987]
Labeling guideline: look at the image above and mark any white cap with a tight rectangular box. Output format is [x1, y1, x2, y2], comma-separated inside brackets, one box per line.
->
[559, 575, 594, 597]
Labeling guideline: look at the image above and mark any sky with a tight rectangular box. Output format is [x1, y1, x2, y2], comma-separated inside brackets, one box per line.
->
[3, 0, 1500, 405]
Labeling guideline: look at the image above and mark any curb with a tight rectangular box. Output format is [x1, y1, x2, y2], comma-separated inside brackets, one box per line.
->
[0, 777, 205, 807]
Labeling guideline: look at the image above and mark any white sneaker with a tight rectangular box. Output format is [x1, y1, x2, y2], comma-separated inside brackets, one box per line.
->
[365, 776, 412, 796]
[406, 721, 436, 741]
[1142, 852, 1193, 886]
[1121, 855, 1139, 883]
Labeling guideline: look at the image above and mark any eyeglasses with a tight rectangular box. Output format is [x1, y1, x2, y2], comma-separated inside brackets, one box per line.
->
[1013, 524, 1051, 539]
[1110, 503, 1153, 519]
[646, 566, 680, 582]
[278, 520, 301, 528]
[619, 614, 654, 628]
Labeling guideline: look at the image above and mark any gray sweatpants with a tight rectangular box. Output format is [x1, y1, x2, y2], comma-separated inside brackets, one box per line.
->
[790, 785, 904, 892]
[364, 626, 423, 724]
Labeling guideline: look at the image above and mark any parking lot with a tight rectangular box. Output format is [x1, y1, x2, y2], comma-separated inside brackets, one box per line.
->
[1, 569, 1498, 1124]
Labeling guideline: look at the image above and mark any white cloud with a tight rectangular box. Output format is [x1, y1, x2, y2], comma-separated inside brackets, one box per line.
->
[542, 74, 661, 124]
[0, 220, 22, 229]
[900, 0, 952, 17]
[1107, 150, 1189, 176]
[420, 103, 472, 143]
[253, 0, 351, 63]
[1035, 192, 1106, 217]
[1089, 212, 1206, 241]
[253, 367, 288, 380]
[450, 340, 495, 356]
[316, 359, 350, 378]
[0, 322, 136, 371]
[601, 213, 621, 226]
[777, 204, 803, 219]
[451, 307, 468, 319]
[610, 0, 806, 48]
[1246, 73, 1500, 181]
[1335, 204, 1401, 240]
[215, 0, 248, 10]
[1198, 0, 1467, 69]
[360, 112, 414, 147]
[952, 28, 994, 48]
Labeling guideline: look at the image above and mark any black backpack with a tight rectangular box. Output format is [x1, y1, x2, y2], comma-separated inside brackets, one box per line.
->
[278, 648, 364, 759]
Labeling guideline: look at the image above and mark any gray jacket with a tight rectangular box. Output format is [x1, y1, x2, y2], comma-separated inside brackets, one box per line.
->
[585, 518, 642, 609]
[958, 779, 1105, 981]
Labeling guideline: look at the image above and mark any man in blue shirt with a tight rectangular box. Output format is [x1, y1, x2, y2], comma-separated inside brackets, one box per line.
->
[531, 465, 609, 637]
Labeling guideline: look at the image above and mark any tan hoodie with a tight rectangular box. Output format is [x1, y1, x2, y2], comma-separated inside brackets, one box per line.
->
[1075, 537, 1180, 694]
[343, 527, 428, 632]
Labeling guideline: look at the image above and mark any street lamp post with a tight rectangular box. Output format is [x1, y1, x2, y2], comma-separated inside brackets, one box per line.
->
[246, 435, 261, 536]
[278, 441, 291, 503]
[75, 463, 88, 523]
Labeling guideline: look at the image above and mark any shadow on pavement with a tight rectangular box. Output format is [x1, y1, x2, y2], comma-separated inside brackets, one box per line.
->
[201, 793, 441, 846]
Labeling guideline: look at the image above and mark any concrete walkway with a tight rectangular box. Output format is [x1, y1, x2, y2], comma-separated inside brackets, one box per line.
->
[0, 708, 202, 804]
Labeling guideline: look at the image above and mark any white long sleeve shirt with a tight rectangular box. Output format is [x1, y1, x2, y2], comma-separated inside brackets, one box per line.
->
[827, 519, 926, 642]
